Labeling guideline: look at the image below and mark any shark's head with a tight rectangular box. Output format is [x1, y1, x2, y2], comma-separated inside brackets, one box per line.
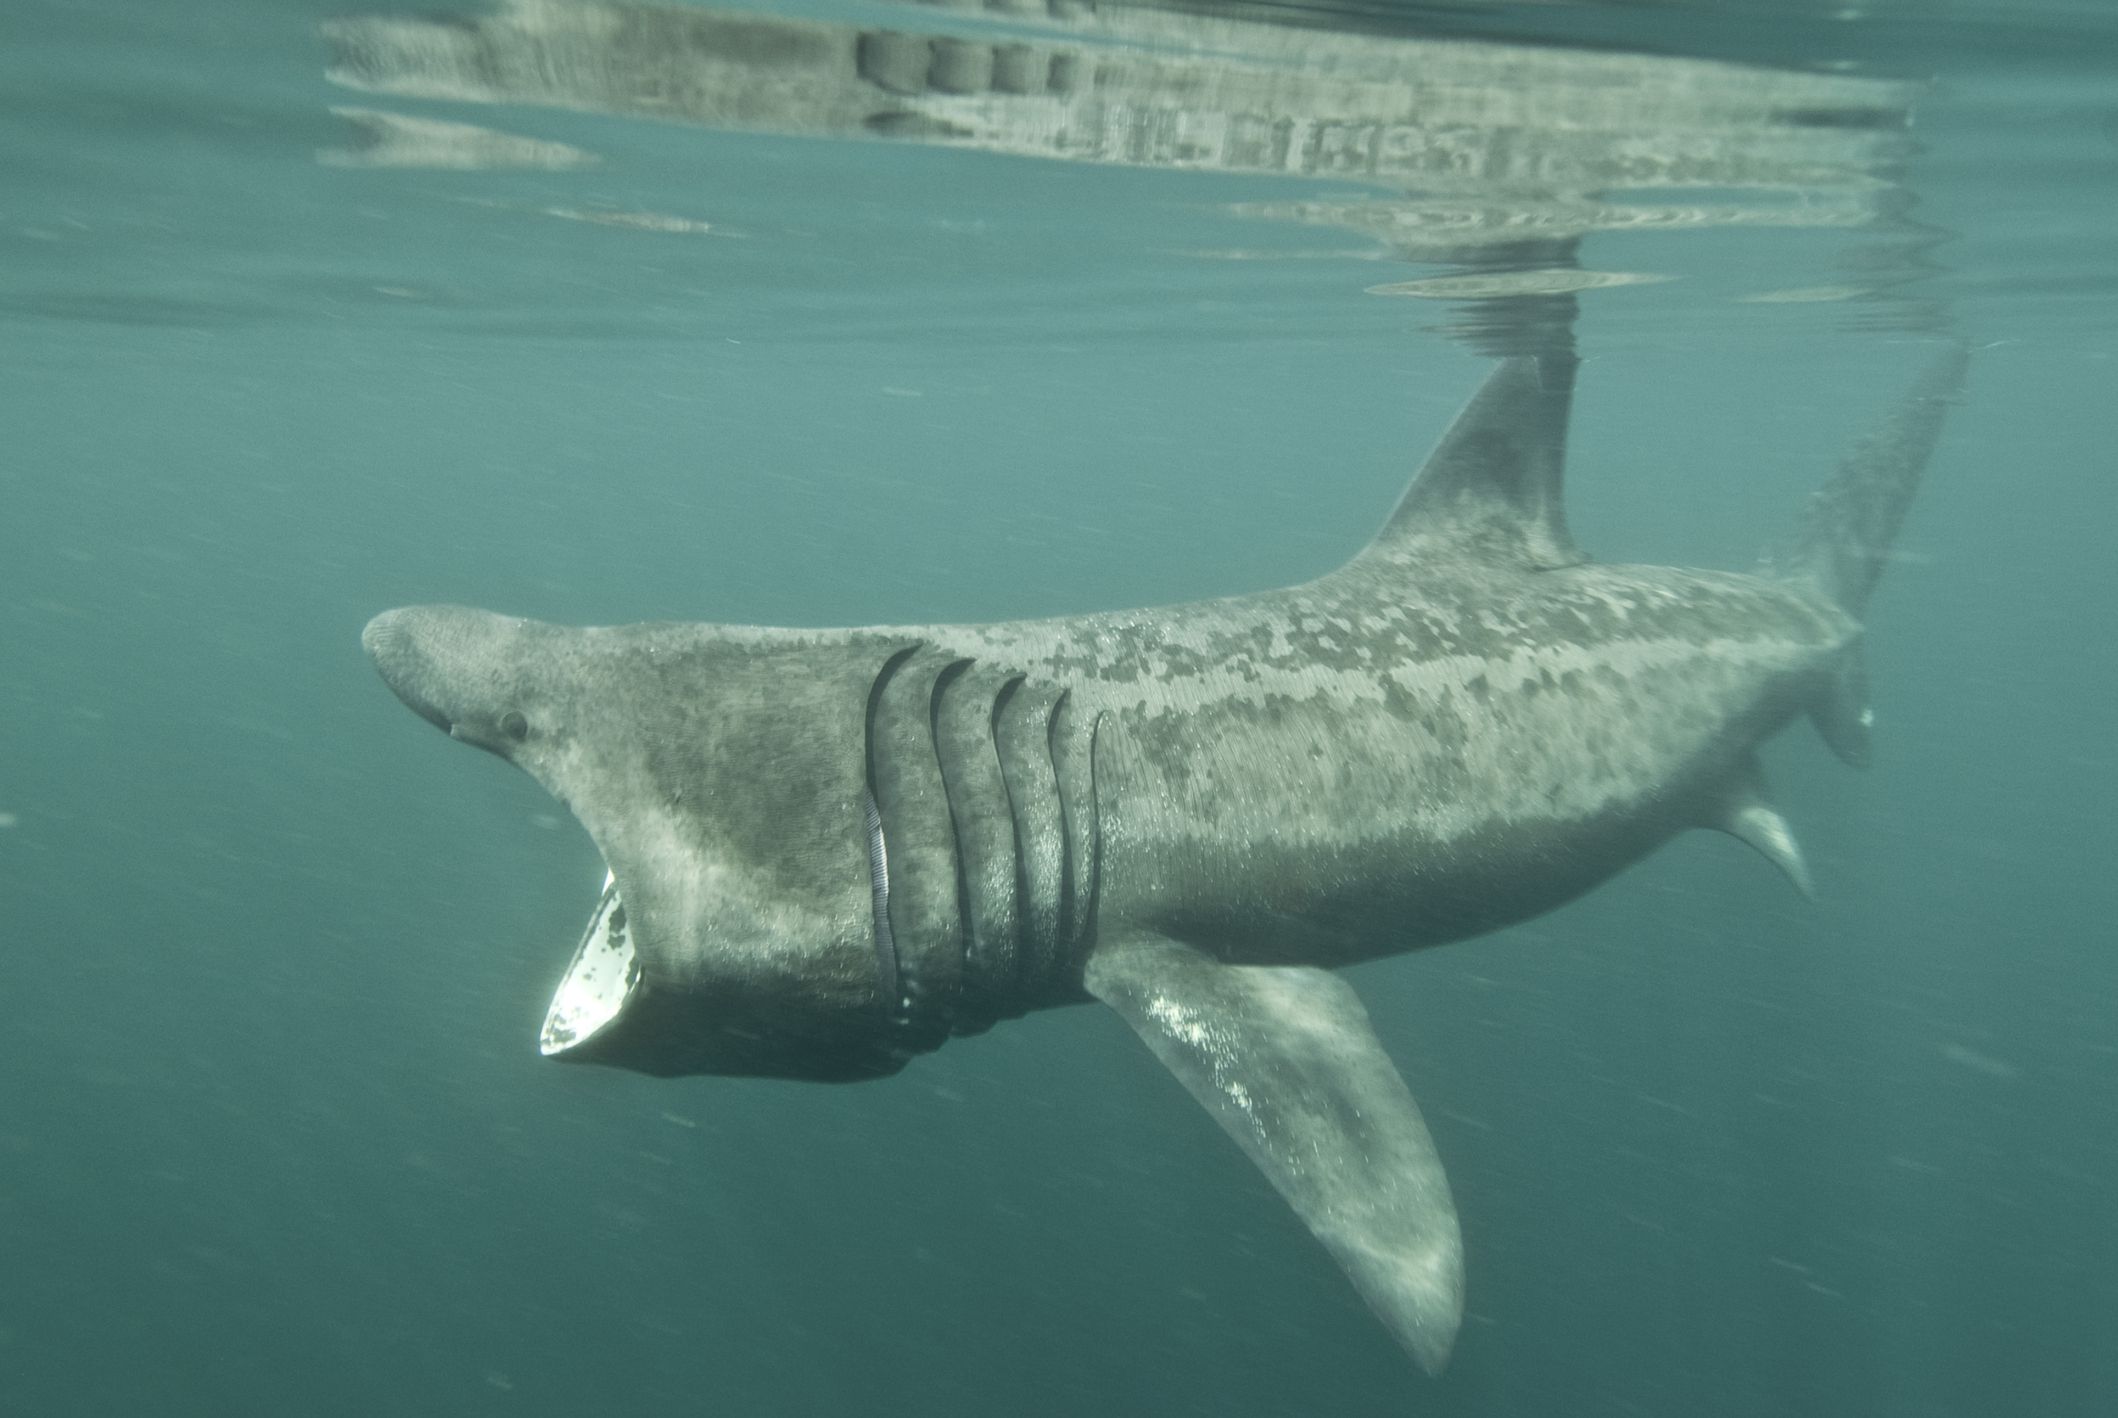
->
[363, 605, 923, 1082]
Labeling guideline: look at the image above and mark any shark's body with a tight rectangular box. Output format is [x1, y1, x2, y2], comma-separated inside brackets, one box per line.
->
[364, 351, 1963, 1371]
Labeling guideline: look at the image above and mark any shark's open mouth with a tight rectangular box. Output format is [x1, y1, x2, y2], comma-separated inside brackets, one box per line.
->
[539, 868, 640, 1056]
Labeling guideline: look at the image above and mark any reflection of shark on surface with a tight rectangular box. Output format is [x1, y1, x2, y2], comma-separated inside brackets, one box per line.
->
[322, 0, 1919, 279]
[364, 350, 1965, 1370]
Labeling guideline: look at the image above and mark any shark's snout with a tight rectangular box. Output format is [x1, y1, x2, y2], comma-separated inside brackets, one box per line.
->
[362, 608, 455, 733]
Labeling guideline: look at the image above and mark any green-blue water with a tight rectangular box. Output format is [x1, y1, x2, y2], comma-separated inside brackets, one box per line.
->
[4, 1, 2115, 1413]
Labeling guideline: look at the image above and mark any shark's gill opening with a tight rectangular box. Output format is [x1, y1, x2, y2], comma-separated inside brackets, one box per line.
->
[539, 868, 640, 1056]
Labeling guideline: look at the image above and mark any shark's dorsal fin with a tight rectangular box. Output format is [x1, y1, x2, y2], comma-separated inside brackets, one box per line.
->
[1356, 355, 1584, 572]
[1084, 932, 1464, 1373]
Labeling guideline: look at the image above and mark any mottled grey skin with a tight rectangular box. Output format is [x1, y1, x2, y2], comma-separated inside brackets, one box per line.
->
[363, 350, 1964, 1373]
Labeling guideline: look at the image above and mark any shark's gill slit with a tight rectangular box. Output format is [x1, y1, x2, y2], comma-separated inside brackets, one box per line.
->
[929, 657, 977, 1000]
[863, 645, 921, 1011]
[862, 791, 896, 1004]
[1047, 688, 1076, 948]
[1083, 710, 1105, 942]
[993, 675, 1067, 999]
[990, 675, 1032, 991]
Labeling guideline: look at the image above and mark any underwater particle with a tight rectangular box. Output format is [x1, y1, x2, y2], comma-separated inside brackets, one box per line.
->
[1940, 1042, 2021, 1079]
[0, 812, 17, 829]
[1739, 285, 1867, 303]
[541, 206, 719, 235]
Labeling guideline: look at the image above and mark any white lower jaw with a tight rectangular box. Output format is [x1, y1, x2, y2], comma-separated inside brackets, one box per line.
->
[539, 868, 640, 1056]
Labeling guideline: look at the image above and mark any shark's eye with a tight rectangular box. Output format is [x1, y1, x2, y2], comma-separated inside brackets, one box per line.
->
[500, 711, 530, 743]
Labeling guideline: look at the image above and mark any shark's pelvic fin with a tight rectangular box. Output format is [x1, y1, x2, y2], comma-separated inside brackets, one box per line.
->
[1084, 933, 1465, 1373]
[1358, 353, 1584, 572]
[1708, 755, 1814, 898]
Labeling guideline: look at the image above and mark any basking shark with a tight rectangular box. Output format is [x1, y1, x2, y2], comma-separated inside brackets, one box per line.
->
[363, 349, 1964, 1370]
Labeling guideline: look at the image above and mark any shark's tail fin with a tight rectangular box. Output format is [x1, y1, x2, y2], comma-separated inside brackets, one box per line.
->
[1778, 345, 1968, 765]
[1785, 345, 1968, 617]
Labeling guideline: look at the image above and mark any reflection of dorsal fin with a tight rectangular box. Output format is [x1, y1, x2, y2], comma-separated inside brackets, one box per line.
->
[1708, 755, 1813, 898]
[1355, 355, 1584, 572]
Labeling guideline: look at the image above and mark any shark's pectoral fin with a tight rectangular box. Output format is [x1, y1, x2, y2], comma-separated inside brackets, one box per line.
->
[1083, 932, 1464, 1372]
